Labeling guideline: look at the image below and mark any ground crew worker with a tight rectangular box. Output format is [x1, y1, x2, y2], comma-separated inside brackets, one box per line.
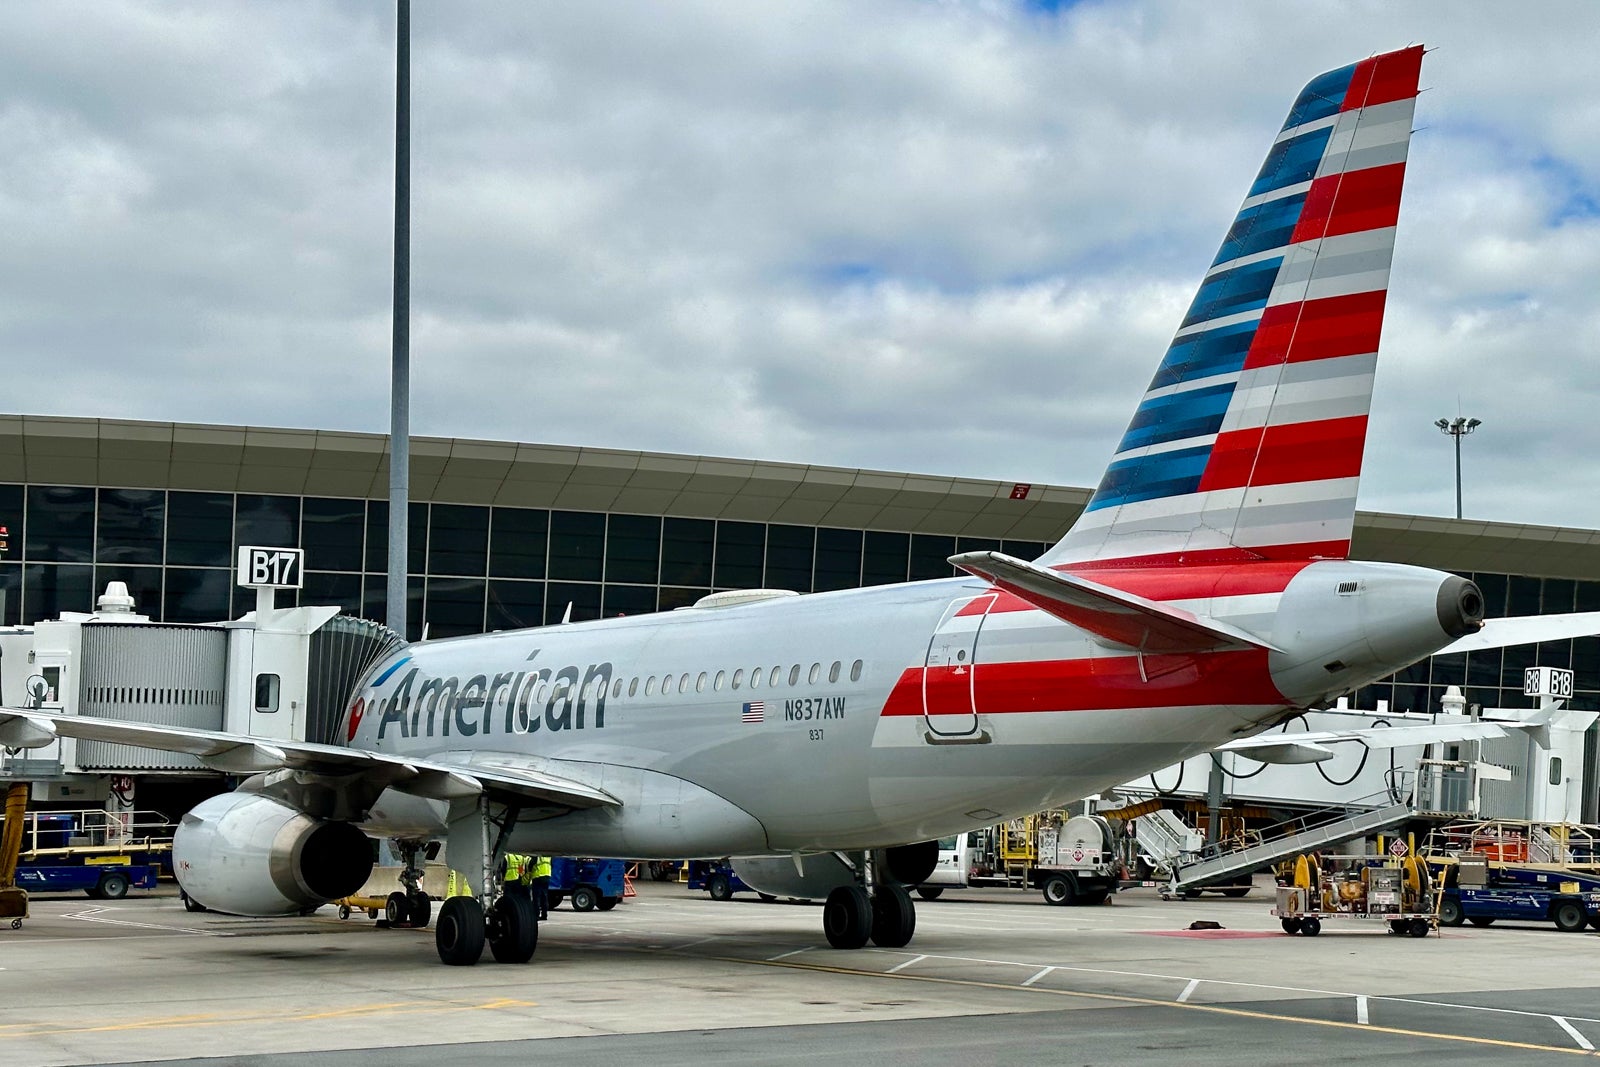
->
[528, 855, 552, 920]
[501, 852, 530, 899]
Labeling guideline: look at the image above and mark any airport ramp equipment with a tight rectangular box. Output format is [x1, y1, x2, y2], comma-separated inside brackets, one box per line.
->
[1167, 802, 1413, 896]
[1132, 808, 1205, 873]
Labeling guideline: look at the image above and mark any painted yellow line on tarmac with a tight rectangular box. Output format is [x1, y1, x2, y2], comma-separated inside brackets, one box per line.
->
[0, 997, 536, 1040]
[719, 956, 1598, 1058]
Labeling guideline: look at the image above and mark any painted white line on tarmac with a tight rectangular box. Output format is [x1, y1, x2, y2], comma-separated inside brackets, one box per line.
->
[1356, 996, 1369, 1025]
[767, 947, 813, 961]
[1020, 967, 1055, 987]
[886, 955, 926, 974]
[1552, 1017, 1594, 1051]
[1177, 979, 1200, 1004]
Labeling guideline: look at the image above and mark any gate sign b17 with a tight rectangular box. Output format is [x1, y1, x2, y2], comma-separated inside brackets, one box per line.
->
[237, 546, 304, 590]
[1523, 666, 1574, 700]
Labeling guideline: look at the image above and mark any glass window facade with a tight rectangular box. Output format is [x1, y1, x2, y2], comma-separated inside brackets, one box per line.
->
[1, 476, 1598, 714]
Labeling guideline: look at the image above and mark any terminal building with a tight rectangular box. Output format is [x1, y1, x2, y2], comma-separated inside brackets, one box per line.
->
[3, 413, 1599, 812]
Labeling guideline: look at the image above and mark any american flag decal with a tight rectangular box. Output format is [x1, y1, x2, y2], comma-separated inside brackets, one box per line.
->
[741, 701, 765, 724]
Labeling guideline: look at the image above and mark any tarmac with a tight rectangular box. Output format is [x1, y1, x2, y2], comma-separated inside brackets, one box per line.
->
[4, 876, 1600, 1066]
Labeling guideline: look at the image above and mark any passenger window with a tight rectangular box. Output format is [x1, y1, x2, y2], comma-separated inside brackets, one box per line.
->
[732, 669, 743, 690]
[612, 679, 623, 699]
[695, 672, 707, 693]
[714, 670, 725, 691]
[628, 677, 639, 697]
[645, 676, 656, 696]
[808, 663, 821, 684]
[788, 665, 800, 686]
[680, 673, 691, 692]
[771, 666, 782, 687]
[850, 659, 863, 682]
[828, 661, 841, 683]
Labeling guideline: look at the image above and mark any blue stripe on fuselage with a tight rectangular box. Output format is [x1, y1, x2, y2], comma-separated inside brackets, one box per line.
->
[373, 656, 413, 686]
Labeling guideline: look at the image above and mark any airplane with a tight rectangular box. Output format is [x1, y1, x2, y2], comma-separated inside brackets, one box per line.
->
[4, 44, 1597, 966]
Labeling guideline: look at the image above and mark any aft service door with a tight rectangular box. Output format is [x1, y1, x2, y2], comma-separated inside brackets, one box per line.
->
[922, 593, 996, 738]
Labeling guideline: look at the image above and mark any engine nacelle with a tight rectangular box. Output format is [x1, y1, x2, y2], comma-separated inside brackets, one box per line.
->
[172, 792, 374, 916]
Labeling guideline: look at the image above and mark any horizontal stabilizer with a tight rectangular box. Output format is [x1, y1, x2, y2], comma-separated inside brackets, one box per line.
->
[949, 550, 1280, 653]
[1436, 611, 1600, 655]
[1220, 719, 1513, 764]
[0, 708, 619, 811]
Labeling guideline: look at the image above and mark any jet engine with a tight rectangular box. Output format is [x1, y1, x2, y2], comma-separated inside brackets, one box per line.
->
[172, 791, 374, 915]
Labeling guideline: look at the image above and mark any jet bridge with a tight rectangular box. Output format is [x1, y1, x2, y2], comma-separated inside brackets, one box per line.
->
[0, 548, 402, 805]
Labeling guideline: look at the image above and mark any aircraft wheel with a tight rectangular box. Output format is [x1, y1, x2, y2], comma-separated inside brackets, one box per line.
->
[1553, 900, 1588, 933]
[596, 896, 620, 911]
[1467, 916, 1494, 927]
[570, 885, 599, 912]
[870, 884, 916, 948]
[1280, 917, 1302, 934]
[385, 891, 410, 926]
[407, 892, 432, 929]
[823, 885, 872, 949]
[489, 894, 538, 963]
[916, 886, 944, 901]
[1438, 897, 1464, 926]
[1300, 916, 1322, 937]
[435, 897, 485, 966]
[707, 872, 734, 902]
[1041, 874, 1075, 906]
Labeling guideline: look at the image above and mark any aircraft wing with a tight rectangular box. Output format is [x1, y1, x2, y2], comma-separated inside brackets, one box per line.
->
[1435, 611, 1600, 655]
[1218, 720, 1515, 764]
[949, 550, 1282, 654]
[0, 707, 618, 810]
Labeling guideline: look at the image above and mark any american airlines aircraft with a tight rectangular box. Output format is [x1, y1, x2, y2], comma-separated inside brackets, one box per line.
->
[2, 46, 1591, 966]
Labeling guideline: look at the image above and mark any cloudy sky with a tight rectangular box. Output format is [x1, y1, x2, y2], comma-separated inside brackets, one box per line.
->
[3, 1, 1598, 529]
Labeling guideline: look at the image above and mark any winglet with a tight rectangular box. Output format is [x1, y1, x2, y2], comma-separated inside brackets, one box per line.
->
[949, 551, 1280, 653]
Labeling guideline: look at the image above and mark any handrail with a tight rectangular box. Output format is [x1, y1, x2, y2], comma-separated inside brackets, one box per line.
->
[1192, 787, 1400, 862]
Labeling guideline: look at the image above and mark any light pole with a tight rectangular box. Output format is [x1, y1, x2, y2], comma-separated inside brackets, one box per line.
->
[1435, 416, 1481, 520]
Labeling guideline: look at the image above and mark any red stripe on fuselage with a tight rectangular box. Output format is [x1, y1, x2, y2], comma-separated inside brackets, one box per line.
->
[1290, 163, 1405, 243]
[879, 648, 1284, 717]
[1341, 45, 1424, 112]
[1243, 291, 1387, 370]
[1198, 415, 1367, 492]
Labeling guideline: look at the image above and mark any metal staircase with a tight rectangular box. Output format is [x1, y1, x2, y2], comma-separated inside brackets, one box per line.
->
[1168, 801, 1414, 895]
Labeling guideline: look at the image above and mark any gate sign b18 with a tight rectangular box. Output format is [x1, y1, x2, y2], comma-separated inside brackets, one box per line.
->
[236, 546, 304, 590]
[1523, 666, 1574, 700]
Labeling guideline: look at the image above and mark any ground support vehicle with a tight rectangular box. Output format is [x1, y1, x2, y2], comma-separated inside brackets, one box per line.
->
[975, 813, 1121, 906]
[13, 860, 159, 899]
[1435, 858, 1600, 932]
[687, 860, 770, 901]
[549, 857, 625, 912]
[1272, 853, 1438, 938]
[1, 783, 29, 928]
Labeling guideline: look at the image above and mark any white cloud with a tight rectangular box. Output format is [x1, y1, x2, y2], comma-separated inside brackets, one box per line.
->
[3, 0, 1600, 528]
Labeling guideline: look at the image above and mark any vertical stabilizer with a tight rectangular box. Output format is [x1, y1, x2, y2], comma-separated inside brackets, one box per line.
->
[1043, 46, 1424, 568]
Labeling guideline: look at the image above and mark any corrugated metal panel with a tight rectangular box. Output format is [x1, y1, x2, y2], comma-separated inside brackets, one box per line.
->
[76, 623, 227, 771]
[1477, 734, 1529, 821]
[306, 617, 406, 746]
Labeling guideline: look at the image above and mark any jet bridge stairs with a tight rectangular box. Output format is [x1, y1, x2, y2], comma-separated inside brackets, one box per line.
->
[1150, 796, 1415, 897]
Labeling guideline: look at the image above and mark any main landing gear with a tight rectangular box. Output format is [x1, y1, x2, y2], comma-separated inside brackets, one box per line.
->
[435, 798, 539, 966]
[822, 851, 917, 950]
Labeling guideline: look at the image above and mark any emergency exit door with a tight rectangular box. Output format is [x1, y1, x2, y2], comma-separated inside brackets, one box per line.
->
[922, 594, 996, 738]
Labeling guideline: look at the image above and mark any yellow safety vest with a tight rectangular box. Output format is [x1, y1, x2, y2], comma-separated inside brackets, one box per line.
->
[446, 870, 470, 898]
[531, 856, 552, 880]
[504, 853, 527, 882]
